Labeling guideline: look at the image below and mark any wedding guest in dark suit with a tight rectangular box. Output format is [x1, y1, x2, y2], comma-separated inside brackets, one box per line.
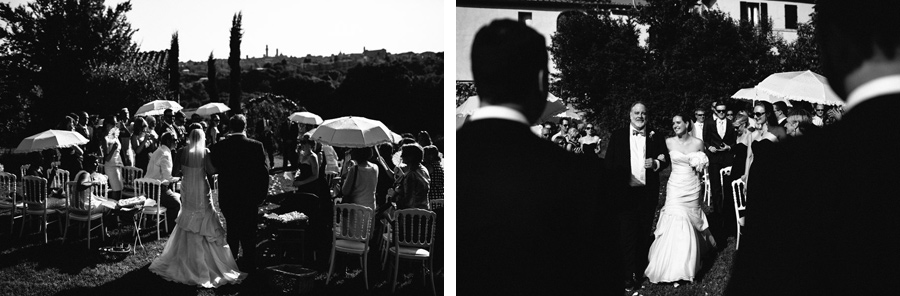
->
[727, 1, 900, 295]
[773, 101, 788, 127]
[605, 101, 670, 291]
[703, 100, 737, 244]
[209, 114, 269, 272]
[457, 19, 620, 295]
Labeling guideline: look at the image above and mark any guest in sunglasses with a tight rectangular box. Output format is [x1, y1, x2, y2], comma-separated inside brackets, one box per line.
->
[702, 100, 738, 248]
[741, 101, 786, 194]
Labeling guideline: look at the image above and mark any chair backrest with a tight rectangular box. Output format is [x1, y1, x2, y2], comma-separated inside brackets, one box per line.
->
[122, 166, 144, 191]
[720, 166, 732, 188]
[22, 176, 49, 208]
[0, 172, 16, 200]
[48, 168, 70, 196]
[732, 179, 747, 211]
[91, 174, 109, 199]
[96, 165, 105, 175]
[66, 181, 93, 211]
[702, 168, 711, 206]
[393, 208, 437, 249]
[20, 164, 30, 179]
[429, 199, 443, 211]
[333, 203, 374, 242]
[133, 177, 163, 203]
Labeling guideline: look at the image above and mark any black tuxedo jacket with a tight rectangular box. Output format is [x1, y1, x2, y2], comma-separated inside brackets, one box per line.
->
[604, 126, 670, 203]
[457, 119, 621, 295]
[726, 95, 900, 295]
[209, 133, 270, 212]
[703, 117, 737, 165]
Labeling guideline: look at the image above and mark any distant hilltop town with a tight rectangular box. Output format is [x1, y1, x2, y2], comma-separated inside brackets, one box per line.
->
[178, 47, 443, 76]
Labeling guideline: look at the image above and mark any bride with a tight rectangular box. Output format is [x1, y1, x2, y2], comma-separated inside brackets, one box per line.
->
[149, 129, 246, 288]
[644, 112, 717, 284]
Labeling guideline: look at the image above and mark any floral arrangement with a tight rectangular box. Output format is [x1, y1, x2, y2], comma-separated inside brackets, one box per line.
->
[264, 211, 308, 223]
[688, 152, 709, 172]
[267, 171, 297, 196]
[117, 195, 147, 207]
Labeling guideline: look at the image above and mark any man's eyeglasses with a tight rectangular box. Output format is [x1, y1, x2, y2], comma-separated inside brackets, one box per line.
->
[753, 112, 766, 118]
[816, 109, 825, 112]
[695, 113, 705, 117]
[715, 109, 726, 113]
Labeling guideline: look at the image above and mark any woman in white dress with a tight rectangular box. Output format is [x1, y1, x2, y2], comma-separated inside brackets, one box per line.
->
[149, 129, 245, 288]
[644, 112, 716, 284]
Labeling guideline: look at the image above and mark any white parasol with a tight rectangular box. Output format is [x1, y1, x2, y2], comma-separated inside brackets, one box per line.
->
[310, 116, 394, 148]
[731, 88, 792, 107]
[754, 70, 844, 106]
[135, 100, 184, 116]
[15, 130, 90, 153]
[288, 112, 324, 125]
[195, 102, 231, 117]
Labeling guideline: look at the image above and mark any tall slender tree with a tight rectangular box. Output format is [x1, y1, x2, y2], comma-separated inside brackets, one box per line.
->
[228, 12, 243, 113]
[168, 32, 180, 101]
[206, 52, 218, 102]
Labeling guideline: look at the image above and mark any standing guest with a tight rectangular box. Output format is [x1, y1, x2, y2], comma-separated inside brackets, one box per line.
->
[291, 138, 325, 195]
[784, 109, 812, 138]
[606, 101, 670, 291]
[458, 19, 621, 295]
[209, 115, 270, 272]
[723, 114, 755, 238]
[727, 1, 900, 295]
[389, 143, 429, 210]
[157, 109, 178, 141]
[144, 132, 182, 234]
[692, 108, 706, 142]
[86, 114, 102, 155]
[340, 148, 378, 210]
[76, 112, 91, 140]
[376, 144, 396, 173]
[255, 119, 277, 169]
[551, 118, 571, 143]
[742, 101, 785, 186]
[825, 106, 843, 125]
[564, 127, 581, 152]
[190, 113, 203, 126]
[59, 116, 85, 174]
[132, 117, 157, 173]
[812, 103, 826, 127]
[206, 114, 220, 147]
[117, 108, 134, 167]
[285, 121, 300, 168]
[773, 101, 788, 127]
[577, 123, 601, 156]
[725, 109, 735, 122]
[417, 130, 433, 147]
[102, 116, 124, 200]
[540, 122, 554, 140]
[703, 100, 737, 247]
[371, 145, 395, 206]
[422, 145, 444, 203]
[145, 115, 159, 139]
[174, 110, 187, 142]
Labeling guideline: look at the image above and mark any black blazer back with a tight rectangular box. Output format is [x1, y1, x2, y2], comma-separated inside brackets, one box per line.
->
[210, 134, 270, 209]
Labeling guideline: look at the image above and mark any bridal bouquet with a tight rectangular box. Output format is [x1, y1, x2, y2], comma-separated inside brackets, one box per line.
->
[688, 152, 709, 172]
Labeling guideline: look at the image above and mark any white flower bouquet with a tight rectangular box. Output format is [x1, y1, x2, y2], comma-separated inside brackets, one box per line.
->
[688, 152, 709, 172]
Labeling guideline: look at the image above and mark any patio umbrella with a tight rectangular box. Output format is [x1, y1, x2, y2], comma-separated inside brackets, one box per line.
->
[135, 100, 183, 116]
[754, 70, 844, 106]
[195, 102, 231, 117]
[15, 130, 90, 153]
[731, 88, 792, 106]
[288, 112, 324, 125]
[310, 116, 394, 148]
[456, 95, 567, 126]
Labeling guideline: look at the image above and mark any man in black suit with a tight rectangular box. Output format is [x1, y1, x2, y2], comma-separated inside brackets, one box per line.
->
[605, 101, 669, 291]
[457, 19, 620, 295]
[726, 1, 900, 295]
[703, 100, 737, 243]
[209, 114, 269, 272]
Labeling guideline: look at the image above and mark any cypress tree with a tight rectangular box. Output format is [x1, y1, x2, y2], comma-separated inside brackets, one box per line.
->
[168, 32, 180, 101]
[228, 12, 243, 113]
[206, 52, 218, 101]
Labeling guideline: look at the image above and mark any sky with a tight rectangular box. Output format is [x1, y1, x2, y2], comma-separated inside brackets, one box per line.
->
[5, 0, 444, 61]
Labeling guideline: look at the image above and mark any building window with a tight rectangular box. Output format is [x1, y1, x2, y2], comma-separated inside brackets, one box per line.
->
[519, 12, 532, 26]
[785, 4, 798, 29]
[740, 2, 768, 26]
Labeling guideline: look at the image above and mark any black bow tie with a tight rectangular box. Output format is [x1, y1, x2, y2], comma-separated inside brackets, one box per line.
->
[632, 130, 645, 136]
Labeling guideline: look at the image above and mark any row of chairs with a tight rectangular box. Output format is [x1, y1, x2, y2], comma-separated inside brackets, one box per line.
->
[326, 204, 439, 295]
[701, 167, 748, 250]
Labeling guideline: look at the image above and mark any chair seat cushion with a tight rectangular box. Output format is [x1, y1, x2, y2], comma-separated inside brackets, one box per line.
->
[142, 206, 167, 214]
[389, 246, 430, 258]
[335, 239, 367, 253]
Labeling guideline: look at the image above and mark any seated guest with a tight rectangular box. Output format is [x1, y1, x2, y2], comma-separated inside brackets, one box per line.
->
[71, 170, 109, 215]
[145, 132, 182, 231]
[785, 109, 813, 138]
[371, 145, 396, 206]
[422, 145, 444, 202]
[417, 130, 433, 147]
[340, 148, 378, 210]
[390, 143, 430, 210]
[24, 152, 44, 177]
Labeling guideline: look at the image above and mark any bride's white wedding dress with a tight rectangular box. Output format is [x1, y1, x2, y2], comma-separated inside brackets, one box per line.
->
[149, 149, 245, 288]
[644, 150, 716, 283]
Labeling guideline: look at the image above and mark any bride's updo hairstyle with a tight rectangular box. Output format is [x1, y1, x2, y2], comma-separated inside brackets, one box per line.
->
[671, 111, 693, 137]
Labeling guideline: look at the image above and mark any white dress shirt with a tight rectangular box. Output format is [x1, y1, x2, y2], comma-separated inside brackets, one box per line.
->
[469, 105, 529, 125]
[812, 115, 824, 127]
[693, 122, 704, 141]
[717, 118, 727, 139]
[145, 145, 175, 182]
[629, 126, 647, 187]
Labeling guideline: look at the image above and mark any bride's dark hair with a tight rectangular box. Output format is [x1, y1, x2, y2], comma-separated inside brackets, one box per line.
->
[671, 112, 693, 137]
